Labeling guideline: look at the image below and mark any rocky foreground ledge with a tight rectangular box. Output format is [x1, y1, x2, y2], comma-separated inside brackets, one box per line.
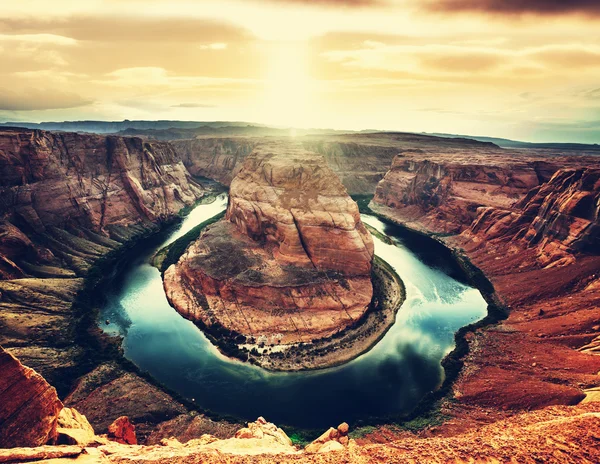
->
[1, 347, 599, 463]
[163, 142, 404, 370]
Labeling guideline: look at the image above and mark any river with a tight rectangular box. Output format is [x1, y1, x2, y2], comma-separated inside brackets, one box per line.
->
[99, 194, 487, 429]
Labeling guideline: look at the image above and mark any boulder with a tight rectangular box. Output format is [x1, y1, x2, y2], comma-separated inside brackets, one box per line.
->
[318, 440, 345, 453]
[305, 423, 351, 454]
[0, 347, 63, 448]
[107, 416, 137, 445]
[56, 407, 96, 446]
[337, 422, 349, 435]
[234, 417, 292, 447]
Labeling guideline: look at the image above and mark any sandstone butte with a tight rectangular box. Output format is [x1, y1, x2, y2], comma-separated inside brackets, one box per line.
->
[164, 142, 375, 345]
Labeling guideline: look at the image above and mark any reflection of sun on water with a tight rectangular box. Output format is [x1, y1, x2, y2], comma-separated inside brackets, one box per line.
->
[262, 42, 315, 129]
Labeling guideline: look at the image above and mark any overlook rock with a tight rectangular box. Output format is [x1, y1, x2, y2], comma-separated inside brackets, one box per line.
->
[164, 142, 374, 346]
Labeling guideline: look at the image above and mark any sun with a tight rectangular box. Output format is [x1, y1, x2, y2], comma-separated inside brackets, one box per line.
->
[261, 41, 316, 129]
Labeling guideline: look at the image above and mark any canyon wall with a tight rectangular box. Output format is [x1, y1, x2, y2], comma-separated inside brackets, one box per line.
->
[372, 152, 560, 234]
[463, 168, 599, 267]
[171, 138, 257, 185]
[164, 142, 374, 346]
[0, 128, 206, 434]
[0, 128, 204, 279]
[371, 153, 600, 417]
[172, 133, 501, 195]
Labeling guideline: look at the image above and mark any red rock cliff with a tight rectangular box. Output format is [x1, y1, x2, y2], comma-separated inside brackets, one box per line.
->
[463, 168, 600, 267]
[371, 152, 600, 422]
[372, 151, 553, 234]
[0, 346, 63, 448]
[0, 128, 204, 279]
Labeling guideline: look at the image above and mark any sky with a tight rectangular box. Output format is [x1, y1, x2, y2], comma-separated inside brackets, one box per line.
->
[1, 0, 599, 143]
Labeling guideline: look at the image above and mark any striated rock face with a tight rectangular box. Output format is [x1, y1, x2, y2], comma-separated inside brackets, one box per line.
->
[373, 152, 548, 234]
[372, 152, 600, 420]
[172, 132, 504, 195]
[0, 128, 203, 277]
[226, 146, 374, 275]
[0, 347, 63, 448]
[164, 143, 374, 345]
[171, 137, 258, 185]
[464, 168, 599, 267]
[0, 129, 205, 436]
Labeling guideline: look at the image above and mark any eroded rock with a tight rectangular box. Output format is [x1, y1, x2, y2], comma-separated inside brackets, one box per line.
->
[107, 417, 137, 445]
[56, 408, 97, 447]
[0, 347, 63, 448]
[164, 142, 374, 346]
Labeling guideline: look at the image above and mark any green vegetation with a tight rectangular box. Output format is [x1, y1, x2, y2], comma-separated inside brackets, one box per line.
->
[283, 427, 321, 447]
[155, 210, 226, 272]
[348, 425, 377, 439]
[364, 223, 394, 245]
[398, 408, 448, 432]
[351, 194, 375, 214]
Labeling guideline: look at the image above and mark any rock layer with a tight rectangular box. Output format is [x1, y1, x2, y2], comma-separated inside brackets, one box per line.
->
[0, 128, 203, 277]
[164, 142, 374, 345]
[0, 346, 63, 448]
[463, 168, 600, 267]
[172, 132, 504, 195]
[373, 152, 553, 234]
[226, 145, 374, 274]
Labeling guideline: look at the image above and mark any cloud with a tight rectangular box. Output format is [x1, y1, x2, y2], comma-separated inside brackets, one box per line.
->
[0, 87, 92, 111]
[171, 103, 217, 108]
[0, 33, 77, 46]
[198, 43, 227, 50]
[94, 67, 259, 90]
[426, 0, 600, 16]
[420, 52, 502, 72]
[322, 41, 600, 80]
[266, 0, 382, 6]
[0, 16, 252, 43]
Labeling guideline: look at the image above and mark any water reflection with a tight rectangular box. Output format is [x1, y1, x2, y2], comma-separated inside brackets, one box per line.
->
[99, 199, 487, 428]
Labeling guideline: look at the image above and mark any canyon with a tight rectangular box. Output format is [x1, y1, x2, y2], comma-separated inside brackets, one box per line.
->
[171, 132, 503, 195]
[162, 141, 404, 370]
[1, 127, 600, 462]
[0, 128, 222, 441]
[370, 148, 600, 430]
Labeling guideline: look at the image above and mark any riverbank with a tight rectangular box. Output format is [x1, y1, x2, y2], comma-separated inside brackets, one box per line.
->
[57, 193, 496, 437]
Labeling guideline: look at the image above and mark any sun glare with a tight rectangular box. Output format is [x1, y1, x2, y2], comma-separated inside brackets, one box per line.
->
[262, 41, 316, 128]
